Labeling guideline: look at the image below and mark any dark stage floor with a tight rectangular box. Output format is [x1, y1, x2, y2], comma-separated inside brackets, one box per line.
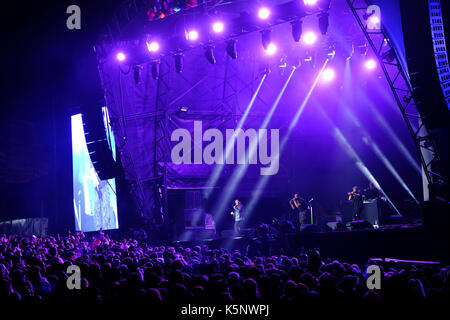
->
[173, 222, 448, 265]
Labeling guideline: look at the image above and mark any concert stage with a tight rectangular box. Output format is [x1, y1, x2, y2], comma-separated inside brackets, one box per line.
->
[173, 222, 448, 265]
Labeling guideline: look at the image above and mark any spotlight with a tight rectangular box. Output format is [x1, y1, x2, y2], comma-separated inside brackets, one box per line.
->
[187, 30, 199, 41]
[265, 43, 277, 55]
[318, 12, 329, 35]
[146, 41, 160, 52]
[226, 40, 237, 59]
[261, 29, 271, 50]
[133, 65, 141, 84]
[212, 21, 224, 33]
[258, 7, 271, 20]
[302, 31, 317, 45]
[322, 68, 335, 82]
[205, 46, 216, 64]
[304, 0, 318, 5]
[174, 54, 183, 73]
[291, 20, 303, 42]
[365, 59, 377, 70]
[116, 52, 126, 62]
[151, 60, 160, 80]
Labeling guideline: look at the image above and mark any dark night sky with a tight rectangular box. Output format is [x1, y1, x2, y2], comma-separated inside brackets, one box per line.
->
[0, 1, 123, 226]
[1, 0, 122, 119]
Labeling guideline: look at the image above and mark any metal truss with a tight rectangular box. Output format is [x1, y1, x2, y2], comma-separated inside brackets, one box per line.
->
[346, 0, 444, 198]
[153, 58, 171, 222]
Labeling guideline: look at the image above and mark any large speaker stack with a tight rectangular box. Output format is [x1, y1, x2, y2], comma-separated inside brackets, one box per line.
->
[82, 107, 117, 180]
[400, 0, 449, 200]
[400, 0, 449, 129]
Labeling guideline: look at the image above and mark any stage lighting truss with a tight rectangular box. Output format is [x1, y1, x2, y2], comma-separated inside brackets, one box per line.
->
[100, 0, 330, 68]
[346, 0, 443, 192]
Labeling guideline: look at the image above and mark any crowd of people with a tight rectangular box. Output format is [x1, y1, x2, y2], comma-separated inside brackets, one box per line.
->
[0, 231, 448, 307]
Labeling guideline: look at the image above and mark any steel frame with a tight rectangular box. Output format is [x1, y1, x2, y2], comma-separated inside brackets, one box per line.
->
[346, 0, 444, 199]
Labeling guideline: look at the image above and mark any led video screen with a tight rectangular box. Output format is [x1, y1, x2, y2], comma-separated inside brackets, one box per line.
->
[71, 107, 118, 232]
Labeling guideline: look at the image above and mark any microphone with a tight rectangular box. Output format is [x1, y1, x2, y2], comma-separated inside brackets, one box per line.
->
[308, 198, 314, 203]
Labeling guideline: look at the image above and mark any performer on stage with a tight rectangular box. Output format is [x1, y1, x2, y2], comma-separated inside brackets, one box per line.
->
[348, 186, 363, 220]
[363, 182, 380, 200]
[230, 199, 244, 234]
[289, 193, 309, 229]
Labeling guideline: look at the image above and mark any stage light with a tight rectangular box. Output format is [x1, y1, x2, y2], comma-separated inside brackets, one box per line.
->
[151, 60, 160, 80]
[258, 7, 271, 20]
[226, 40, 237, 59]
[304, 0, 318, 5]
[116, 52, 126, 62]
[212, 21, 224, 33]
[205, 46, 216, 64]
[291, 20, 303, 42]
[365, 59, 377, 70]
[322, 68, 335, 82]
[265, 43, 277, 55]
[318, 12, 329, 35]
[302, 31, 317, 45]
[261, 29, 271, 50]
[174, 54, 183, 73]
[146, 41, 160, 52]
[133, 65, 141, 84]
[187, 30, 199, 41]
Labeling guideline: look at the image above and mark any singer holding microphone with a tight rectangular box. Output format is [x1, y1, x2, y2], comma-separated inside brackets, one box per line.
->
[348, 186, 363, 220]
[289, 193, 310, 230]
[230, 199, 244, 234]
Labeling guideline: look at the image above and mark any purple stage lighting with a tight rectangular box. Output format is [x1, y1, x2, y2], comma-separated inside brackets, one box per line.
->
[116, 52, 126, 62]
[265, 43, 277, 55]
[365, 59, 377, 70]
[258, 8, 271, 20]
[187, 30, 199, 41]
[322, 68, 335, 82]
[302, 31, 317, 45]
[212, 21, 224, 33]
[304, 0, 318, 5]
[146, 41, 160, 52]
